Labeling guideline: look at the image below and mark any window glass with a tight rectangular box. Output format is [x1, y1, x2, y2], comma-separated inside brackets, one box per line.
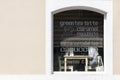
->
[53, 10, 104, 72]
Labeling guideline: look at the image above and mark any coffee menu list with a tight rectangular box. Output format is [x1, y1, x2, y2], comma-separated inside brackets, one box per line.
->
[59, 21, 99, 37]
[53, 10, 104, 71]
[54, 10, 104, 47]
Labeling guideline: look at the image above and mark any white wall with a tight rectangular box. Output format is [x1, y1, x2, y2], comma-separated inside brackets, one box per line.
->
[46, 0, 113, 76]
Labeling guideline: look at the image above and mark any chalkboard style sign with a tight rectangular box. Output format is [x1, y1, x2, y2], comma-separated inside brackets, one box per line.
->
[53, 10, 104, 72]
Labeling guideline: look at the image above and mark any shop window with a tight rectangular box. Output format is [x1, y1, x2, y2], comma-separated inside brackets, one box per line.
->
[53, 10, 104, 72]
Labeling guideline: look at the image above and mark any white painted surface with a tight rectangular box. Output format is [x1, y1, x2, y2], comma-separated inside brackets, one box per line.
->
[46, 0, 113, 77]
[0, 75, 116, 80]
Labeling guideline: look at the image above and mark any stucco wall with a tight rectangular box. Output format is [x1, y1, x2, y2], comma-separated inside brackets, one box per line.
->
[0, 0, 45, 74]
[113, 0, 120, 74]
